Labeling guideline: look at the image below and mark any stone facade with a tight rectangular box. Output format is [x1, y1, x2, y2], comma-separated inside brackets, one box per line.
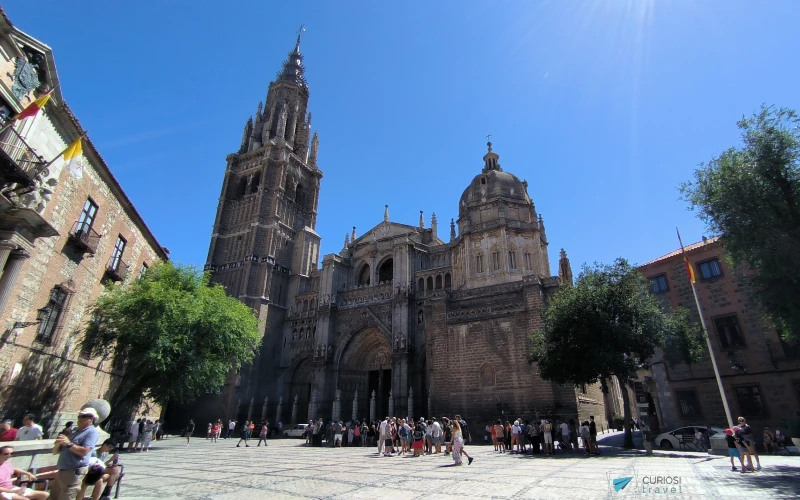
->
[0, 10, 168, 433]
[636, 237, 800, 437]
[175, 36, 609, 431]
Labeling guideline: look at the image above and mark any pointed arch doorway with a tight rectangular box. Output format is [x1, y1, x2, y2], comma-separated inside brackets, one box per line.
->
[338, 327, 392, 422]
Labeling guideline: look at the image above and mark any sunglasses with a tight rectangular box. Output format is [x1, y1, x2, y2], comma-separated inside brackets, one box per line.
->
[1, 453, 11, 456]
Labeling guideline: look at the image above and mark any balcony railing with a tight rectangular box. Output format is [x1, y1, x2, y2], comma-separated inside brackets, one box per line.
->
[0, 125, 46, 188]
[67, 221, 101, 255]
[105, 257, 129, 282]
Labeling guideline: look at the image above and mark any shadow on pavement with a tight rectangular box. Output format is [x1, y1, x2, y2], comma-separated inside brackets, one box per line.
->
[735, 465, 800, 497]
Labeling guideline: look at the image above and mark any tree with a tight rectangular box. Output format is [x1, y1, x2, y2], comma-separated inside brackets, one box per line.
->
[529, 259, 704, 448]
[681, 106, 800, 343]
[83, 261, 261, 418]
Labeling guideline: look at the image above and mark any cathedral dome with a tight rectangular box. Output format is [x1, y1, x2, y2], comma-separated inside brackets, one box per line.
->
[459, 143, 531, 214]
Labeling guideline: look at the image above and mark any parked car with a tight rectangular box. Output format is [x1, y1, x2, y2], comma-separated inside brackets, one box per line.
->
[655, 425, 725, 449]
[283, 424, 309, 438]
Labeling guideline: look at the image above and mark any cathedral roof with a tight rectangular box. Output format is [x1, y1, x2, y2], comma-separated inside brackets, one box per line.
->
[459, 143, 531, 214]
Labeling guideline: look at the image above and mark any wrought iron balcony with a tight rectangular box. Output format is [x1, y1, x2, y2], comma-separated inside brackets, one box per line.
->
[105, 257, 129, 282]
[0, 125, 46, 189]
[67, 221, 101, 255]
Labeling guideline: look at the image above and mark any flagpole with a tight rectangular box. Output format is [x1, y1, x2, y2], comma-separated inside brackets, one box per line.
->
[33, 132, 86, 177]
[677, 228, 734, 429]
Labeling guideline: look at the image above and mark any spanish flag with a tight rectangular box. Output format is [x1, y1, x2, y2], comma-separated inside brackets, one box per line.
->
[62, 137, 84, 179]
[676, 228, 696, 284]
[13, 91, 53, 121]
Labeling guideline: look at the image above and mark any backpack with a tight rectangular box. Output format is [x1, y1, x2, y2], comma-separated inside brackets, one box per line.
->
[545, 422, 552, 432]
[459, 420, 471, 441]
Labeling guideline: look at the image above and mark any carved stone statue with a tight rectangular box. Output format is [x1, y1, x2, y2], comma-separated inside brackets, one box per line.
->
[400, 336, 406, 349]
[335, 389, 341, 401]
[418, 310, 424, 324]
[294, 394, 299, 403]
[276, 103, 288, 138]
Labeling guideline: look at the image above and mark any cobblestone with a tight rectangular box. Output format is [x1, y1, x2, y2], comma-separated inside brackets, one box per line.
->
[115, 437, 800, 499]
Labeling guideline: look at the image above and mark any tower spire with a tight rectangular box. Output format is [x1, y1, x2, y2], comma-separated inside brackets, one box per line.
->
[277, 27, 308, 87]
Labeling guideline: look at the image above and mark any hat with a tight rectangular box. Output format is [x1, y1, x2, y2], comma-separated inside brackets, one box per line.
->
[78, 407, 99, 420]
[725, 428, 733, 435]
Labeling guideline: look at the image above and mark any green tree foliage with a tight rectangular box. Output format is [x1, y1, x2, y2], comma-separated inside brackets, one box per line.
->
[529, 259, 704, 448]
[681, 106, 800, 342]
[83, 261, 261, 416]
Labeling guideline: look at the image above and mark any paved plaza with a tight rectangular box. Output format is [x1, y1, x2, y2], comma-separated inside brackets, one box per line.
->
[114, 433, 800, 499]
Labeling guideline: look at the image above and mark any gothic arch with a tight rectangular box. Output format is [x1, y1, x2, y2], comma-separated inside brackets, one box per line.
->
[357, 262, 371, 286]
[435, 274, 443, 289]
[377, 257, 393, 283]
[444, 272, 452, 288]
[334, 310, 393, 368]
[426, 276, 433, 291]
[288, 356, 314, 422]
[417, 278, 424, 293]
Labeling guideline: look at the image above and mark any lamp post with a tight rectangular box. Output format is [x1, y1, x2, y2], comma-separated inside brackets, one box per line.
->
[8, 306, 51, 344]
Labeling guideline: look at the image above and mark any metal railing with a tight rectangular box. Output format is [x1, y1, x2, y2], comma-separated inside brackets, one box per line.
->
[106, 257, 129, 282]
[68, 221, 101, 254]
[0, 125, 46, 186]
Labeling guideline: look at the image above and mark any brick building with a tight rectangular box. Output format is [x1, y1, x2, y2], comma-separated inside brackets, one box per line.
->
[0, 10, 168, 432]
[636, 237, 800, 438]
[173, 35, 613, 430]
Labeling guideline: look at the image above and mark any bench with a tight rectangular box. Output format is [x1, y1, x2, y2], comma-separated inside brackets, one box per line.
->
[18, 464, 126, 498]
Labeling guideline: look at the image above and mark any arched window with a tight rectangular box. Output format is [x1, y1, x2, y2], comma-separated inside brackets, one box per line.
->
[284, 176, 294, 193]
[358, 264, 371, 286]
[249, 172, 261, 194]
[508, 250, 517, 270]
[295, 184, 306, 206]
[297, 301, 305, 313]
[310, 299, 316, 311]
[444, 273, 452, 288]
[417, 278, 424, 293]
[378, 258, 393, 283]
[236, 177, 247, 197]
[524, 251, 533, 271]
[426, 276, 433, 291]
[435, 274, 443, 289]
[480, 363, 496, 388]
[475, 252, 484, 274]
[491, 249, 501, 271]
[303, 300, 309, 313]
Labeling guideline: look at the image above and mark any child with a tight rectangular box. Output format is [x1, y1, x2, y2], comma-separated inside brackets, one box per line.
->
[211, 422, 219, 443]
[725, 428, 746, 473]
[412, 423, 425, 457]
[78, 439, 121, 500]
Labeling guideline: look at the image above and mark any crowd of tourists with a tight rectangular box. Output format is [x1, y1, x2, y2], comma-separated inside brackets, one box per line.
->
[301, 415, 475, 465]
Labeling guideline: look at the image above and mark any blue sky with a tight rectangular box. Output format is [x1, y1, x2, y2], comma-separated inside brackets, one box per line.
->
[6, 0, 799, 274]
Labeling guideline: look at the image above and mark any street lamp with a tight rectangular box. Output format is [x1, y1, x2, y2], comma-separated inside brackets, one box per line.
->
[9, 306, 51, 343]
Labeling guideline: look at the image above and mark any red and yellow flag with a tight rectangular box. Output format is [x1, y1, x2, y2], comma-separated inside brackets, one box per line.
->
[13, 91, 53, 121]
[676, 228, 696, 284]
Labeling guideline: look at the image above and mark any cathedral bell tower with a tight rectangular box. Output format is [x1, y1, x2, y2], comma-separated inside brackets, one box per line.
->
[205, 29, 322, 316]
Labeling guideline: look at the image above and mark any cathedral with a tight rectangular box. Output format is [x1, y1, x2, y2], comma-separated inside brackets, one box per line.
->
[172, 34, 608, 429]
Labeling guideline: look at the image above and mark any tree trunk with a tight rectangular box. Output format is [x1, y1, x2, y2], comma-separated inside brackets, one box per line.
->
[620, 378, 634, 448]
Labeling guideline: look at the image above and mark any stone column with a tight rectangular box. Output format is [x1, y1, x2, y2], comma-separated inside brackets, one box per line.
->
[261, 397, 268, 424]
[407, 387, 414, 421]
[369, 390, 376, 423]
[0, 250, 28, 315]
[287, 102, 299, 146]
[388, 389, 394, 418]
[0, 241, 15, 281]
[247, 397, 254, 423]
[275, 396, 283, 425]
[291, 394, 298, 425]
[332, 389, 341, 422]
[235, 398, 241, 420]
[351, 390, 359, 422]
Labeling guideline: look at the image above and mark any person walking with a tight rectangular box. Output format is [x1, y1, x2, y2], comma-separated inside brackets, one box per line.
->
[210, 422, 219, 443]
[141, 420, 154, 452]
[236, 421, 251, 447]
[127, 419, 139, 452]
[589, 416, 598, 454]
[256, 422, 268, 447]
[450, 420, 464, 465]
[377, 417, 389, 456]
[455, 415, 474, 465]
[726, 428, 747, 473]
[185, 419, 195, 446]
[737, 417, 761, 470]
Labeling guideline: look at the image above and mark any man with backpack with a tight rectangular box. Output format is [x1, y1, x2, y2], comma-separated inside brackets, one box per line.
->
[454, 415, 474, 465]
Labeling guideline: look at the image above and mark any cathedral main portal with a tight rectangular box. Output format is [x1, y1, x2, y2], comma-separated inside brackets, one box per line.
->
[336, 327, 392, 422]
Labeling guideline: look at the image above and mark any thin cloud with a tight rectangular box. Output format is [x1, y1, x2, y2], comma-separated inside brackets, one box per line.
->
[99, 120, 213, 150]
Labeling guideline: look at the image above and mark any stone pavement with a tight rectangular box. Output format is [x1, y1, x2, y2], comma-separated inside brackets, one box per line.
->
[114, 435, 800, 499]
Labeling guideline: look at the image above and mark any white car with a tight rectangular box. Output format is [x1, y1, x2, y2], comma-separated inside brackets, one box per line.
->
[283, 424, 309, 438]
[655, 425, 725, 449]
